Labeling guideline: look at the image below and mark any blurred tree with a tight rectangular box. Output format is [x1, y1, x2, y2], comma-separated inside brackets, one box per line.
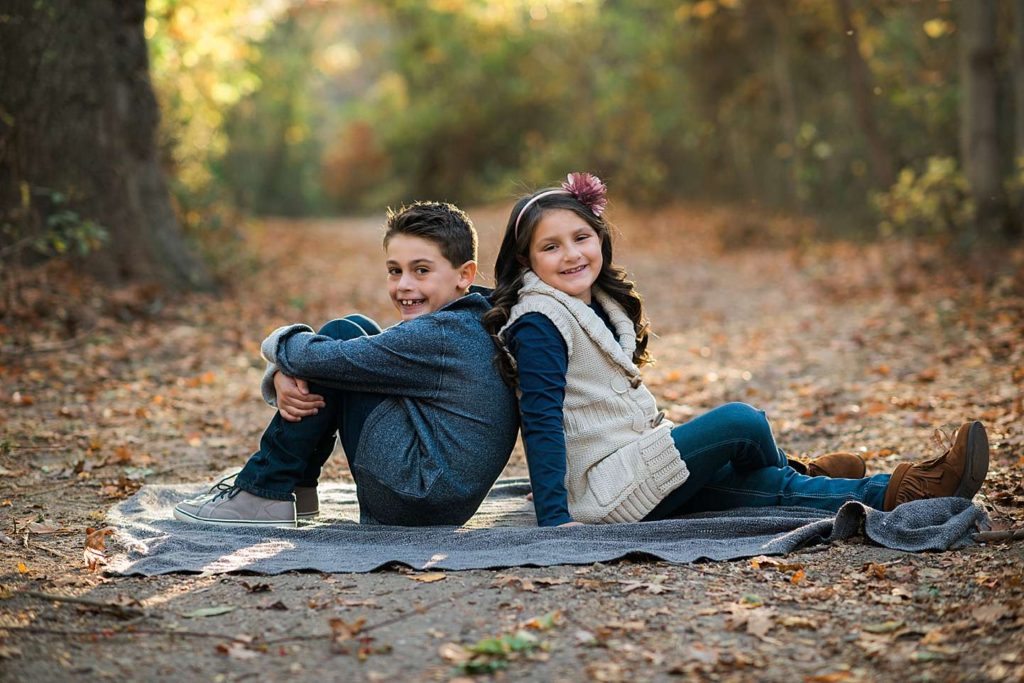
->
[834, 0, 895, 189]
[959, 0, 1007, 236]
[0, 0, 211, 289]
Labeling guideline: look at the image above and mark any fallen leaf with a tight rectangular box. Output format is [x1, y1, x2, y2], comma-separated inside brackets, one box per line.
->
[83, 527, 114, 572]
[777, 615, 818, 629]
[617, 580, 673, 595]
[27, 521, 61, 534]
[522, 611, 560, 630]
[439, 642, 471, 664]
[746, 609, 774, 639]
[805, 672, 852, 682]
[216, 642, 260, 659]
[17, 562, 28, 574]
[862, 620, 904, 634]
[240, 581, 272, 593]
[971, 603, 1006, 623]
[328, 616, 366, 650]
[409, 572, 446, 583]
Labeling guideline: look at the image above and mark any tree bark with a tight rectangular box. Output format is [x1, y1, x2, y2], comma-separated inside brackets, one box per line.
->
[833, 0, 895, 189]
[959, 0, 1007, 236]
[1012, 0, 1024, 237]
[0, 0, 212, 289]
[765, 1, 805, 208]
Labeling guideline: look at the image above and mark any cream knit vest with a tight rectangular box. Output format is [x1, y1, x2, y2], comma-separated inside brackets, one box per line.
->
[500, 271, 689, 523]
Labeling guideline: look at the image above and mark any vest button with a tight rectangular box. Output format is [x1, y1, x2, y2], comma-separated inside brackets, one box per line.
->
[611, 376, 630, 393]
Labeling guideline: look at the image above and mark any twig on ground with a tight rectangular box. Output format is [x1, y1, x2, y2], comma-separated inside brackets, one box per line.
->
[262, 578, 494, 645]
[972, 528, 1024, 543]
[0, 324, 97, 358]
[2, 625, 250, 642]
[21, 590, 146, 619]
[30, 543, 73, 560]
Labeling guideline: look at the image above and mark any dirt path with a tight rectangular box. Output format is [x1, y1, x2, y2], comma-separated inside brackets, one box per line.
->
[1, 207, 1023, 682]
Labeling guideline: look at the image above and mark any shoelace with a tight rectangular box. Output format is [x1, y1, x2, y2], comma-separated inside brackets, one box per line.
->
[209, 481, 241, 502]
[932, 427, 955, 454]
[207, 470, 240, 493]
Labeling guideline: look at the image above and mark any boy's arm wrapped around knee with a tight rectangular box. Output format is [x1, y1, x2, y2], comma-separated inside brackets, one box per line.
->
[260, 361, 280, 407]
[260, 317, 450, 397]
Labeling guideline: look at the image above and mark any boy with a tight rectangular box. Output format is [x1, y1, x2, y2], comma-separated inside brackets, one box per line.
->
[174, 202, 519, 527]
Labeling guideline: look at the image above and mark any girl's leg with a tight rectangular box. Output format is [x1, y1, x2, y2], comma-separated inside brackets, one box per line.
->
[645, 402, 788, 520]
[234, 315, 384, 499]
[676, 463, 890, 513]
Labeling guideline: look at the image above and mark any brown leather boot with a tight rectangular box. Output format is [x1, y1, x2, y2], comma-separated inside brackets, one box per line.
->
[789, 452, 867, 479]
[883, 421, 989, 511]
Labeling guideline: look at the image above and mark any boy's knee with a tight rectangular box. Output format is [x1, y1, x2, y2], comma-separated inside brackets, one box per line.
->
[343, 314, 382, 335]
[317, 318, 368, 340]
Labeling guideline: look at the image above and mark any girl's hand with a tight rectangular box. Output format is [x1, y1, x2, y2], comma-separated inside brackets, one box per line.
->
[273, 372, 326, 422]
[558, 521, 584, 527]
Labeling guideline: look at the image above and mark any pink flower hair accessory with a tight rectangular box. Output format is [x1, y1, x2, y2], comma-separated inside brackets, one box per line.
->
[561, 172, 607, 217]
[513, 171, 608, 238]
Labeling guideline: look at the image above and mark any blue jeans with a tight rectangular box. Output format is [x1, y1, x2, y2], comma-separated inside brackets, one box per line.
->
[644, 403, 890, 520]
[235, 315, 386, 501]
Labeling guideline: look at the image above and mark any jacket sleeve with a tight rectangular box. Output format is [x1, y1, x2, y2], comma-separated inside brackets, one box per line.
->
[507, 313, 574, 527]
[260, 317, 446, 398]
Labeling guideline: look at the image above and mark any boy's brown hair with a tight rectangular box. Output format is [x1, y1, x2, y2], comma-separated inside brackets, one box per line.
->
[383, 201, 477, 267]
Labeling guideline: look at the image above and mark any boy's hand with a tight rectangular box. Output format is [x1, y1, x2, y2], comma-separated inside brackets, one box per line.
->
[273, 372, 326, 422]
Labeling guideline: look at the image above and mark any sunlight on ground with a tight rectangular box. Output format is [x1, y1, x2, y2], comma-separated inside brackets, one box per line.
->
[200, 539, 296, 574]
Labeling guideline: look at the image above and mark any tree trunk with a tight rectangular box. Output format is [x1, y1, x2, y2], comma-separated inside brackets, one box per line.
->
[0, 0, 212, 289]
[765, 2, 804, 208]
[1012, 0, 1024, 237]
[959, 0, 1007, 237]
[833, 0, 895, 189]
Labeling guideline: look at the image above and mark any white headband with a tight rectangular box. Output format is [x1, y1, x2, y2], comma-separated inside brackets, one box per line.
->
[513, 189, 569, 238]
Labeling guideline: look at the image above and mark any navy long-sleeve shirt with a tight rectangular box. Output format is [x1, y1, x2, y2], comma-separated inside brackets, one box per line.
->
[506, 301, 615, 526]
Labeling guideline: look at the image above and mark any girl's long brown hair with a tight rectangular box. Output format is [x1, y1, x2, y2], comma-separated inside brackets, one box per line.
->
[482, 190, 652, 388]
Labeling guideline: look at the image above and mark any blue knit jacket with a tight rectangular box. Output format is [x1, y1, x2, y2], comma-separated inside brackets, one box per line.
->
[260, 292, 518, 526]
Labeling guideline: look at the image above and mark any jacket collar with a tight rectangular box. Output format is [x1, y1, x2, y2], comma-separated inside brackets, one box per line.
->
[519, 270, 640, 376]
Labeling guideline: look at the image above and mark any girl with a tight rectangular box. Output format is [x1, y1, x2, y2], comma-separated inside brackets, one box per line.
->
[483, 172, 990, 527]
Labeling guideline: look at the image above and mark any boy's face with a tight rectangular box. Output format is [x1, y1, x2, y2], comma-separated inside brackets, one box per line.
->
[385, 234, 477, 320]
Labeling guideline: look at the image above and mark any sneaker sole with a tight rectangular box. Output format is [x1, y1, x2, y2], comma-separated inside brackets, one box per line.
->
[953, 421, 989, 501]
[296, 510, 319, 519]
[173, 506, 297, 528]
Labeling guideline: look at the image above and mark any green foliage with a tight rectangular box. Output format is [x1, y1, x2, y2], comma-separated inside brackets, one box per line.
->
[1, 185, 109, 265]
[873, 157, 975, 236]
[146, 0, 991, 234]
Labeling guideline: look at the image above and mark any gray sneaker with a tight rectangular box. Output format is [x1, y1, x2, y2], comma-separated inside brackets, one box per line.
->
[199, 472, 319, 518]
[294, 486, 319, 519]
[174, 483, 297, 528]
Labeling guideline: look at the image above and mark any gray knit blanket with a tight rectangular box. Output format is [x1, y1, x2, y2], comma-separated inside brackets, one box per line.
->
[105, 478, 986, 576]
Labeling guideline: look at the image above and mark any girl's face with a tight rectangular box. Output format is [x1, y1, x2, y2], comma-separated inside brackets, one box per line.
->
[527, 208, 603, 304]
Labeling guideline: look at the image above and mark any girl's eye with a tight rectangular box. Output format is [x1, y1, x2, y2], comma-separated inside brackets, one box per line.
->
[576, 233, 592, 242]
[542, 244, 557, 252]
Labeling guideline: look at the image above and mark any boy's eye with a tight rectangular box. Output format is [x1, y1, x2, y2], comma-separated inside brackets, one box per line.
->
[387, 268, 401, 276]
[416, 267, 430, 275]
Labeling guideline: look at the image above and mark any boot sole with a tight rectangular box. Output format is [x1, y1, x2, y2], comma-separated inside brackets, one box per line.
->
[953, 421, 989, 501]
[173, 506, 297, 528]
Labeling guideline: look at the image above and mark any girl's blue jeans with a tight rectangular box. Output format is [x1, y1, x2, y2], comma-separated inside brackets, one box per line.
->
[235, 315, 385, 501]
[644, 402, 890, 520]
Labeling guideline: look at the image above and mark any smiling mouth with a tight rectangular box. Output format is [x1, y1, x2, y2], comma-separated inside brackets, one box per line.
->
[561, 264, 588, 275]
[398, 298, 426, 306]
